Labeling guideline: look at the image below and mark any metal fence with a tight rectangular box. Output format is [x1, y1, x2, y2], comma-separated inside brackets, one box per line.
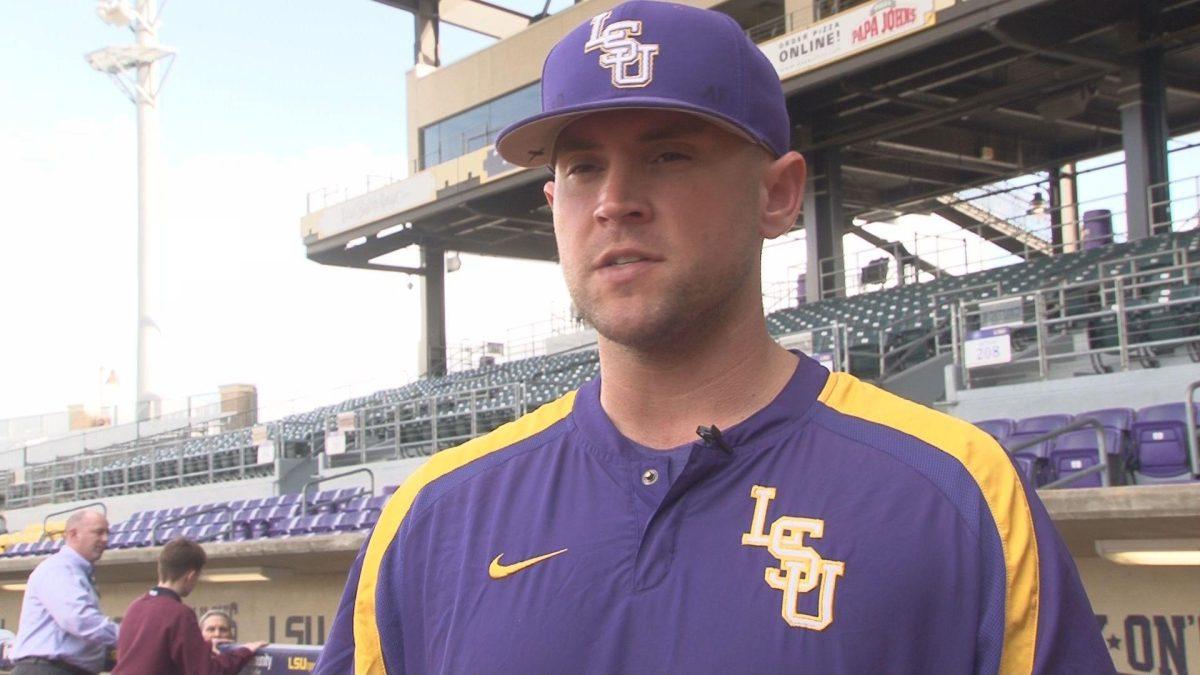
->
[949, 245, 1200, 389]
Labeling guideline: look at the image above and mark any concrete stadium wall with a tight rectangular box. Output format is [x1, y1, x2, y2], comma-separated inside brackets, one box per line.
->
[317, 456, 424, 494]
[0, 572, 347, 647]
[944, 362, 1200, 422]
[1078, 560, 1200, 674]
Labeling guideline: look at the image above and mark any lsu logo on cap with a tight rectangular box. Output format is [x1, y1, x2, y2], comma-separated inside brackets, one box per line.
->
[584, 11, 659, 88]
[742, 485, 845, 630]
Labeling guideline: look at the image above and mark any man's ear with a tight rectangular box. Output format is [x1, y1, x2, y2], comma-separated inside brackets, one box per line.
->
[543, 180, 556, 209]
[760, 151, 806, 239]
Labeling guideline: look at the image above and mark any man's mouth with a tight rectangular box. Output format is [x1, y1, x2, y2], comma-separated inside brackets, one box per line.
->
[609, 256, 645, 267]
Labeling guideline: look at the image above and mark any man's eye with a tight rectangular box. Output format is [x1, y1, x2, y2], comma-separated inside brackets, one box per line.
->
[564, 162, 599, 177]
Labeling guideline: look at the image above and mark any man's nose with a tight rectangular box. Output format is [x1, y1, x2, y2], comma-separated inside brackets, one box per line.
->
[593, 163, 651, 226]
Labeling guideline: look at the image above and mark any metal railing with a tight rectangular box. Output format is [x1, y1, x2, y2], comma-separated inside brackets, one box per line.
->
[1011, 417, 1111, 489]
[950, 248, 1200, 388]
[41, 503, 107, 542]
[152, 504, 236, 546]
[300, 468, 375, 517]
[776, 323, 848, 373]
[3, 431, 277, 510]
[1186, 380, 1200, 477]
[319, 383, 527, 469]
[745, 0, 872, 43]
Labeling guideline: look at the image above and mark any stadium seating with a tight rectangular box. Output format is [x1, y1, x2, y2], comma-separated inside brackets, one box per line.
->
[975, 419, 1016, 443]
[1130, 403, 1200, 484]
[967, 405, 1197, 489]
[0, 486, 396, 558]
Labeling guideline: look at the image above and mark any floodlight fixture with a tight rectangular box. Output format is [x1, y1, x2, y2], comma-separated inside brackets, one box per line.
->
[88, 0, 174, 422]
[96, 0, 135, 28]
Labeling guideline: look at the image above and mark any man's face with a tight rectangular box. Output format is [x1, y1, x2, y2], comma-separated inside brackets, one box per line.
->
[66, 513, 109, 563]
[545, 109, 769, 350]
[201, 615, 233, 641]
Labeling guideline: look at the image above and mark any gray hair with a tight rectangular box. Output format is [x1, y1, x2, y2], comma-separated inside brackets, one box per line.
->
[65, 509, 104, 532]
[199, 609, 233, 625]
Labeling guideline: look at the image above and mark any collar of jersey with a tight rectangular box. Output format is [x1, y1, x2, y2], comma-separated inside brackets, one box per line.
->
[570, 352, 830, 463]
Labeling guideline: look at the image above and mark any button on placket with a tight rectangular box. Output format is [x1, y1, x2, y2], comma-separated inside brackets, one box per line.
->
[641, 468, 659, 486]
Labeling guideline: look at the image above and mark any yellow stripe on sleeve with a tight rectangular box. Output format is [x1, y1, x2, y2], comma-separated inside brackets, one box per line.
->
[352, 391, 578, 675]
[817, 373, 1039, 674]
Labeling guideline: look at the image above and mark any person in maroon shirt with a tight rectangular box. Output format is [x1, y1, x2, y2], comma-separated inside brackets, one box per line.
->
[112, 538, 267, 675]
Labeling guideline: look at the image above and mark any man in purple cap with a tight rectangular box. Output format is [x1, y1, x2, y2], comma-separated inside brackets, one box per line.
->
[317, 2, 1114, 673]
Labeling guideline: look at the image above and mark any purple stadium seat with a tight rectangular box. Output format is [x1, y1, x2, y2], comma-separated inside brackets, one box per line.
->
[1079, 408, 1135, 432]
[342, 495, 368, 513]
[357, 510, 380, 530]
[226, 499, 246, 512]
[109, 532, 132, 549]
[277, 494, 300, 508]
[1131, 403, 1200, 484]
[1003, 433, 1054, 486]
[333, 513, 359, 532]
[309, 514, 338, 534]
[1015, 414, 1074, 434]
[284, 516, 316, 537]
[975, 419, 1016, 443]
[1048, 429, 1123, 488]
[366, 495, 389, 512]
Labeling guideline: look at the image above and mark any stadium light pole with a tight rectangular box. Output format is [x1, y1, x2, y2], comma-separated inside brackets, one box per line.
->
[86, 0, 175, 421]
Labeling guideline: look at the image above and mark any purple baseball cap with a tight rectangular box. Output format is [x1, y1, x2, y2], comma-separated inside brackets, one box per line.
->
[495, 0, 789, 168]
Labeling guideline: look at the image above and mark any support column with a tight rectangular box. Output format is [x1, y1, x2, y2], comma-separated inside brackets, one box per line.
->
[421, 246, 447, 377]
[1058, 163, 1080, 253]
[415, 0, 440, 71]
[804, 149, 846, 302]
[1048, 167, 1063, 252]
[1120, 1, 1170, 240]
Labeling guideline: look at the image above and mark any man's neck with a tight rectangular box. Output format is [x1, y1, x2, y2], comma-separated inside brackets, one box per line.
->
[157, 581, 187, 598]
[597, 310, 797, 449]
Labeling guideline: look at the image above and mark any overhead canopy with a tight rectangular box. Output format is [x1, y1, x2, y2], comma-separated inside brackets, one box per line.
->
[308, 0, 1200, 271]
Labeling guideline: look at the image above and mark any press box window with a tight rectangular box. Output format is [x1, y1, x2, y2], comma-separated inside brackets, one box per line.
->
[419, 83, 541, 169]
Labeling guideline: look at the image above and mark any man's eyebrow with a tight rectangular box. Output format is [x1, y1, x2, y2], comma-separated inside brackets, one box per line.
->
[554, 118, 710, 156]
[634, 120, 708, 143]
[553, 137, 600, 156]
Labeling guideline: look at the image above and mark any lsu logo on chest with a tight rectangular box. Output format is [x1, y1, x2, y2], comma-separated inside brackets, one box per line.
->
[584, 11, 659, 88]
[741, 485, 845, 630]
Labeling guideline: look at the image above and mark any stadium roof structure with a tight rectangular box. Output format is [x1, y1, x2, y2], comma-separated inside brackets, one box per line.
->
[304, 0, 1200, 375]
[307, 0, 1200, 274]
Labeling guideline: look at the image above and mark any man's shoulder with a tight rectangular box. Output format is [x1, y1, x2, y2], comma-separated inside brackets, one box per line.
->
[380, 391, 578, 524]
[812, 371, 1021, 526]
[815, 371, 1004, 462]
[28, 550, 74, 581]
[126, 593, 190, 622]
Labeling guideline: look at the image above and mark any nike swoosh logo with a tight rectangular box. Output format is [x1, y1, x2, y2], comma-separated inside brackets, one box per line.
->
[488, 548, 568, 580]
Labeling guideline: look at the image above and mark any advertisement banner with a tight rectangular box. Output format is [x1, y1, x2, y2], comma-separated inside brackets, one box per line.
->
[760, 0, 937, 79]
